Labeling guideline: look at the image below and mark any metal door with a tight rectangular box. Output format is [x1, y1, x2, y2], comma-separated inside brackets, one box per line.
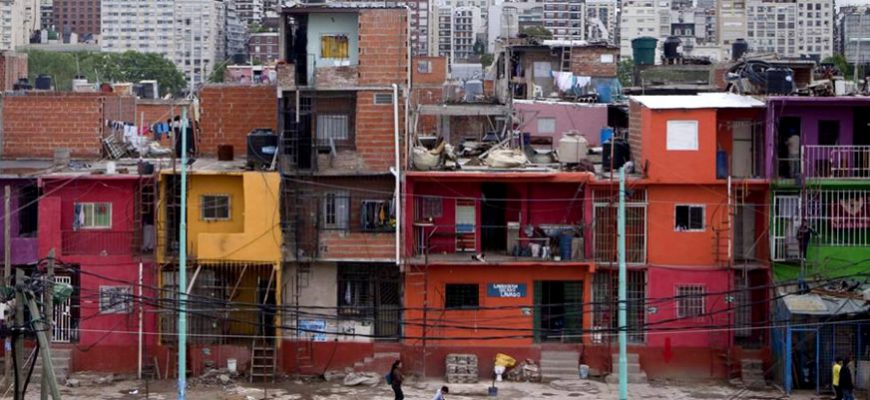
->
[53, 276, 73, 343]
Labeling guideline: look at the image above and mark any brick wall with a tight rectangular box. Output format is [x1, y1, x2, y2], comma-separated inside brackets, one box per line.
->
[199, 85, 278, 157]
[358, 9, 408, 86]
[627, 100, 643, 166]
[411, 87, 441, 134]
[0, 52, 28, 92]
[1, 93, 106, 159]
[412, 56, 447, 86]
[570, 46, 619, 78]
[102, 95, 137, 124]
[355, 91, 402, 172]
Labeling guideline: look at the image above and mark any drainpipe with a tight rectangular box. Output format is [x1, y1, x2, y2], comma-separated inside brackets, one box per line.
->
[392, 83, 401, 267]
[137, 261, 143, 379]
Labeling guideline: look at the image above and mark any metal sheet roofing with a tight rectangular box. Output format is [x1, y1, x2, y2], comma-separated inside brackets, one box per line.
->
[630, 93, 765, 110]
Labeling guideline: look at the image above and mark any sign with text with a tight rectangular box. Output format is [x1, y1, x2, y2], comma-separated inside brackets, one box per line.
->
[487, 283, 527, 298]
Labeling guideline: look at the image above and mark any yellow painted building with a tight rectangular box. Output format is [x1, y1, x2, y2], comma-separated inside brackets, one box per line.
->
[156, 168, 284, 344]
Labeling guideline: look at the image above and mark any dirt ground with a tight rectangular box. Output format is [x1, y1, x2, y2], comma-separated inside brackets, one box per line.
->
[13, 377, 853, 400]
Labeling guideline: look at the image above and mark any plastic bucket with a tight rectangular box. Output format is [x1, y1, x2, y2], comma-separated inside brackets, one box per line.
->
[227, 358, 237, 373]
[579, 364, 589, 379]
[488, 386, 498, 396]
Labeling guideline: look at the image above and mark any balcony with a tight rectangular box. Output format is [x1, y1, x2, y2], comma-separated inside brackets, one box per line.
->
[802, 145, 870, 180]
[62, 230, 134, 256]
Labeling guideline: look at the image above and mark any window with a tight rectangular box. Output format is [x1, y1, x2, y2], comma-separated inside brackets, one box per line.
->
[320, 34, 349, 59]
[666, 120, 699, 150]
[100, 285, 132, 314]
[201, 195, 230, 220]
[322, 191, 350, 230]
[675, 284, 705, 318]
[373, 93, 394, 105]
[361, 200, 393, 232]
[415, 196, 443, 220]
[417, 60, 432, 73]
[675, 205, 704, 231]
[445, 284, 479, 309]
[316, 114, 350, 142]
[73, 202, 112, 229]
[537, 117, 556, 134]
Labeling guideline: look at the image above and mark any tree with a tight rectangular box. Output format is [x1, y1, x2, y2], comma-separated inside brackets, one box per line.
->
[480, 53, 494, 69]
[521, 26, 553, 41]
[618, 58, 634, 87]
[821, 54, 852, 80]
[26, 50, 186, 96]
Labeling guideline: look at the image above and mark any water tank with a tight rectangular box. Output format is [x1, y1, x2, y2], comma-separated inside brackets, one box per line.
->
[72, 75, 88, 87]
[140, 80, 158, 99]
[732, 38, 748, 61]
[631, 37, 657, 66]
[765, 67, 794, 95]
[35, 74, 53, 90]
[247, 128, 278, 169]
[12, 78, 31, 90]
[464, 80, 483, 102]
[663, 36, 681, 60]
[559, 131, 588, 164]
[602, 138, 631, 172]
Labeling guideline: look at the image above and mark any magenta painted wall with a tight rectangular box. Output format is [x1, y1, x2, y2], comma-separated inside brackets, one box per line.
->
[514, 102, 609, 146]
[0, 179, 38, 265]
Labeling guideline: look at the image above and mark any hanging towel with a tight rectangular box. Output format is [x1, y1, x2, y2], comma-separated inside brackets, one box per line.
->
[73, 204, 84, 231]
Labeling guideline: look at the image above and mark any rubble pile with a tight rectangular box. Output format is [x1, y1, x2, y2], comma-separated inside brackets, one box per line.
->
[506, 359, 543, 383]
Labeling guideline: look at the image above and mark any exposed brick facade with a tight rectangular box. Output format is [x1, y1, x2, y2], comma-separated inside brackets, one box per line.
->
[411, 56, 447, 86]
[199, 85, 278, 158]
[358, 9, 408, 86]
[355, 91, 402, 171]
[0, 52, 28, 92]
[0, 92, 121, 159]
[570, 46, 619, 78]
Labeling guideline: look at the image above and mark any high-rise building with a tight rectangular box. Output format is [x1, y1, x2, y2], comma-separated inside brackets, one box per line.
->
[745, 0, 833, 59]
[842, 7, 870, 65]
[40, 0, 53, 30]
[235, 0, 262, 25]
[53, 0, 98, 37]
[247, 31, 278, 63]
[226, 0, 247, 59]
[101, 0, 174, 57]
[585, 0, 617, 43]
[0, 0, 30, 50]
[717, 0, 746, 58]
[619, 0, 671, 61]
[436, 5, 483, 64]
[543, 0, 584, 41]
[174, 0, 225, 88]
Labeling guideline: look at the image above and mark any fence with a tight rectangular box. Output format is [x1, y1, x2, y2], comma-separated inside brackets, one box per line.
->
[803, 145, 870, 179]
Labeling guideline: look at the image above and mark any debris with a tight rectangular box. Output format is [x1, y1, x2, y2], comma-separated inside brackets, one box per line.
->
[65, 379, 80, 387]
[446, 353, 479, 383]
[506, 359, 542, 383]
[323, 370, 346, 383]
[342, 372, 381, 386]
[219, 374, 231, 384]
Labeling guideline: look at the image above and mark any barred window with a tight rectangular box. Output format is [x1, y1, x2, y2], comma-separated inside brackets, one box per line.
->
[445, 284, 479, 309]
[676, 284, 705, 318]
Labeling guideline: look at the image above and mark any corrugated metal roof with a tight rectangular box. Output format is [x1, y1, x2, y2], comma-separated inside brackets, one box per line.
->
[782, 292, 869, 316]
[630, 93, 765, 109]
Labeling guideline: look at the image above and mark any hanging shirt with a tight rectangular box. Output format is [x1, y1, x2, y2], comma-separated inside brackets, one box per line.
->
[833, 363, 841, 386]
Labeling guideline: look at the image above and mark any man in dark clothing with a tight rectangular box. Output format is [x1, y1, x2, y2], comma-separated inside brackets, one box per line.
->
[390, 360, 404, 400]
[840, 357, 854, 400]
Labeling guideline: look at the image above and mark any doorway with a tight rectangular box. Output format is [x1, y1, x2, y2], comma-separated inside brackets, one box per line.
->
[257, 274, 277, 342]
[534, 281, 583, 343]
[853, 108, 870, 177]
[337, 263, 401, 340]
[481, 183, 507, 252]
[777, 117, 801, 178]
[732, 120, 754, 178]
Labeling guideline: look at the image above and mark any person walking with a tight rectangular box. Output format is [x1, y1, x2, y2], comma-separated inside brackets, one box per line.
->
[840, 357, 854, 400]
[390, 360, 405, 400]
[832, 357, 843, 400]
[432, 386, 449, 400]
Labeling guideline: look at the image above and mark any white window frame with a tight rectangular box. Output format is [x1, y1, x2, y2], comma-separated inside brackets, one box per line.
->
[74, 202, 112, 229]
[316, 114, 350, 142]
[666, 120, 699, 151]
[537, 117, 557, 134]
[675, 284, 705, 318]
[417, 60, 432, 73]
[674, 204, 705, 232]
[200, 194, 231, 221]
[99, 285, 133, 314]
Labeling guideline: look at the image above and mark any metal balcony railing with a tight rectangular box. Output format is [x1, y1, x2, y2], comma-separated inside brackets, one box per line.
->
[802, 145, 870, 179]
[62, 230, 134, 256]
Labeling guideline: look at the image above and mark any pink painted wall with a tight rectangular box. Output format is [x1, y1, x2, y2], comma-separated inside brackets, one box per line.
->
[514, 102, 609, 146]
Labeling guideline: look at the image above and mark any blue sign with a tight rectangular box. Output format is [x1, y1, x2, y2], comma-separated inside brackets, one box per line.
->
[487, 283, 527, 298]
[298, 319, 328, 342]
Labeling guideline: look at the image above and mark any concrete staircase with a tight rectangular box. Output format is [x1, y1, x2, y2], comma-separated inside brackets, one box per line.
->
[352, 351, 400, 374]
[28, 347, 71, 383]
[540, 351, 580, 381]
[740, 359, 767, 389]
[605, 353, 647, 384]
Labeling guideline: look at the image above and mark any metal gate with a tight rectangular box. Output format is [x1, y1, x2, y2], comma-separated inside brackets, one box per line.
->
[53, 276, 73, 343]
[772, 195, 801, 261]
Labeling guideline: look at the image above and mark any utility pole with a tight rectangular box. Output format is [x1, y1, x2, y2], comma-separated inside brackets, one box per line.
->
[25, 291, 60, 399]
[4, 185, 10, 386]
[41, 249, 55, 400]
[14, 268, 24, 400]
[177, 108, 189, 400]
[617, 166, 628, 400]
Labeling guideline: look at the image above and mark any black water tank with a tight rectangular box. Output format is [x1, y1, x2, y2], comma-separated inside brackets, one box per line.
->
[602, 138, 631, 172]
[247, 128, 278, 169]
[12, 78, 31, 90]
[664, 36, 681, 59]
[766, 67, 794, 95]
[35, 74, 53, 90]
[732, 38, 748, 61]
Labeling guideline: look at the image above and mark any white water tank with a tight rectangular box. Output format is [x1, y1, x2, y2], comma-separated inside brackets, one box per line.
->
[558, 131, 588, 164]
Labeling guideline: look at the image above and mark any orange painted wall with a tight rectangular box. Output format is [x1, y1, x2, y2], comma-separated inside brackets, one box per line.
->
[404, 265, 592, 347]
[639, 107, 718, 183]
[646, 185, 727, 267]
